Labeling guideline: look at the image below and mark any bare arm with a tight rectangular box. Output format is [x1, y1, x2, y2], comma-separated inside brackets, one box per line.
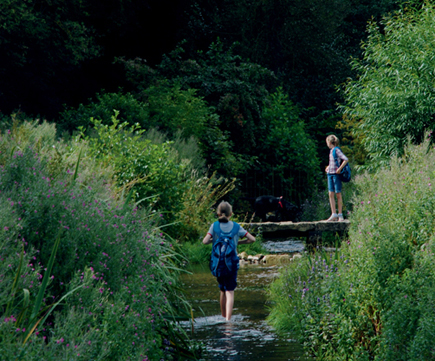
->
[336, 159, 348, 174]
[336, 149, 348, 174]
[202, 234, 212, 245]
[238, 233, 256, 244]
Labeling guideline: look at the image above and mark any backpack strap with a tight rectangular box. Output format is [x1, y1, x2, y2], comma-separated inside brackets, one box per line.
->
[212, 221, 221, 242]
[229, 222, 240, 239]
[212, 221, 239, 244]
[332, 147, 341, 169]
[213, 221, 220, 233]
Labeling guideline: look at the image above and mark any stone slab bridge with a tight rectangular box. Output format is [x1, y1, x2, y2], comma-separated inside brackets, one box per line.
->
[239, 220, 350, 246]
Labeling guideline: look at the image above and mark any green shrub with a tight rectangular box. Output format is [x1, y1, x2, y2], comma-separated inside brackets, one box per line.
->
[341, 4, 435, 170]
[173, 172, 236, 242]
[237, 234, 268, 256]
[81, 114, 236, 241]
[259, 88, 321, 202]
[144, 128, 206, 172]
[143, 83, 212, 140]
[268, 139, 435, 360]
[59, 92, 149, 133]
[58, 85, 220, 166]
[80, 114, 190, 219]
[0, 120, 196, 360]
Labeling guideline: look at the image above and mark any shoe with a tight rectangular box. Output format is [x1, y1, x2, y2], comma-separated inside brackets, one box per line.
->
[338, 214, 345, 222]
[326, 215, 338, 222]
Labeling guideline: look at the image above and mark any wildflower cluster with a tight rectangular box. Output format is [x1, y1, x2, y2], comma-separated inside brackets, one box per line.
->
[0, 122, 192, 360]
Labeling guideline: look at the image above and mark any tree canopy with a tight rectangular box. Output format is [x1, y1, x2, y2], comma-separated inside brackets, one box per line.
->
[341, 3, 435, 168]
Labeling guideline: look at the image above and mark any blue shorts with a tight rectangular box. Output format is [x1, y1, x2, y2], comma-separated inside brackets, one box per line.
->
[327, 174, 342, 193]
[216, 265, 238, 292]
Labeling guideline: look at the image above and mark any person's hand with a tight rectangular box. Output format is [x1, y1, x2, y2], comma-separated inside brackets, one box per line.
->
[336, 168, 341, 174]
[325, 166, 329, 173]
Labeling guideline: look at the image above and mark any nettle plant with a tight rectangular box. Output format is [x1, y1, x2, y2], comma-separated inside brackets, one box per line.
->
[0, 124, 194, 360]
[268, 139, 435, 361]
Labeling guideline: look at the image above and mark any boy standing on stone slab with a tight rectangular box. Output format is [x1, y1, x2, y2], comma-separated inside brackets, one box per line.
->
[325, 134, 348, 222]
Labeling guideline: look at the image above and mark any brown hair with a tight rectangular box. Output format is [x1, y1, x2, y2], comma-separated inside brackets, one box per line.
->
[217, 201, 232, 223]
[326, 134, 339, 146]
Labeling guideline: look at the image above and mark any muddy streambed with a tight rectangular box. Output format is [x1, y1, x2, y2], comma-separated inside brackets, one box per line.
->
[180, 238, 309, 361]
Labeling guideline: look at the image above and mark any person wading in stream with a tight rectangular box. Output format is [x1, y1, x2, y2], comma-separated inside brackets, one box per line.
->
[202, 201, 256, 321]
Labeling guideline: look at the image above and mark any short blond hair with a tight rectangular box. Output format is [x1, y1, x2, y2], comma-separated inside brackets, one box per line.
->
[326, 134, 339, 146]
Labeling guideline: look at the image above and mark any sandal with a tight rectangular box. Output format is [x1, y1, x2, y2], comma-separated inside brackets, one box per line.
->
[338, 214, 345, 222]
[326, 215, 338, 222]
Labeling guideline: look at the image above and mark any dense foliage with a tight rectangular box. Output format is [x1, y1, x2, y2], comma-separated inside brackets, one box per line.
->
[119, 41, 277, 176]
[0, 0, 411, 205]
[59, 42, 321, 205]
[258, 89, 320, 203]
[268, 139, 435, 360]
[182, 0, 403, 112]
[341, 3, 435, 169]
[0, 121, 198, 360]
[0, 0, 180, 117]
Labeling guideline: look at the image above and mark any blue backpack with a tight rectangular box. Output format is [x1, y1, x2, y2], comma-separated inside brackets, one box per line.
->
[209, 221, 240, 277]
[332, 147, 351, 183]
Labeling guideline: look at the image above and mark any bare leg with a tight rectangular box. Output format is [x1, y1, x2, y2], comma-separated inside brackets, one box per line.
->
[225, 291, 234, 321]
[336, 192, 343, 214]
[220, 291, 226, 318]
[328, 191, 336, 215]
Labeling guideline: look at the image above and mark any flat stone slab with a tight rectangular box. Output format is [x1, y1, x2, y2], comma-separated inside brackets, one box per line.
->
[240, 220, 350, 235]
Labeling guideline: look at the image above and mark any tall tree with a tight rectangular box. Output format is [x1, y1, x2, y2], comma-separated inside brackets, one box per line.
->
[341, 3, 435, 169]
[0, 0, 100, 116]
[180, 0, 404, 112]
[0, 0, 182, 118]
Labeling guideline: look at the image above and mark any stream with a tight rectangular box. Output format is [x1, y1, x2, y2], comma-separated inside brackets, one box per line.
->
[180, 238, 309, 361]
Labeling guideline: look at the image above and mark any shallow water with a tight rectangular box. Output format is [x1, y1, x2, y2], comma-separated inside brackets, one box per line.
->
[262, 237, 305, 254]
[180, 238, 309, 361]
